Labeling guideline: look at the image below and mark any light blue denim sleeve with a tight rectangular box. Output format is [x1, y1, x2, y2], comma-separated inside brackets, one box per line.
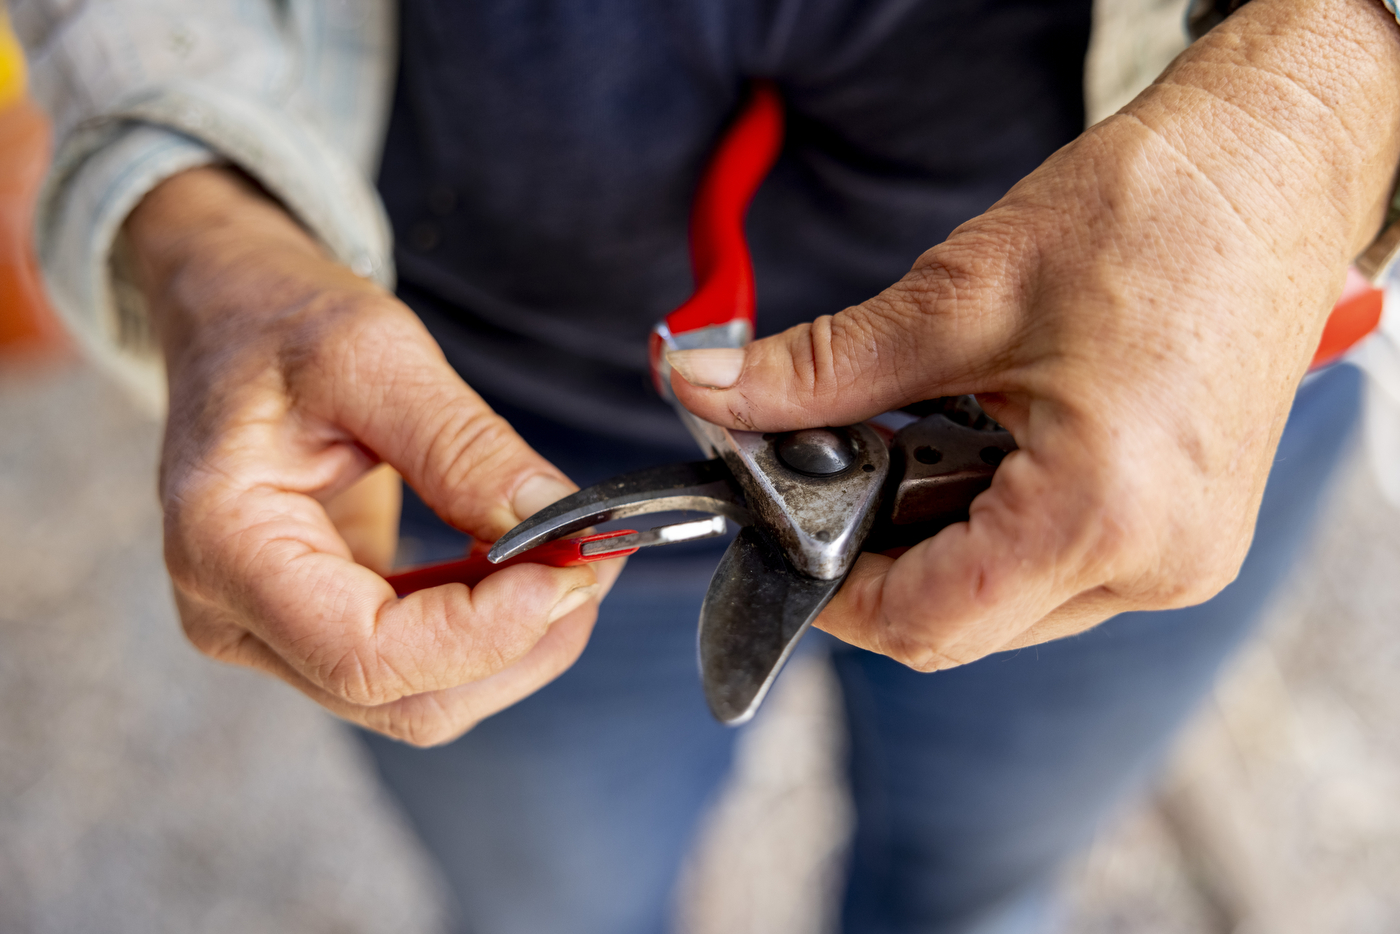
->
[12, 0, 397, 412]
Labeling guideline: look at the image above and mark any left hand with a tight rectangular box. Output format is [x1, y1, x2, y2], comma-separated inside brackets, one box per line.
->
[668, 0, 1400, 670]
[125, 166, 623, 746]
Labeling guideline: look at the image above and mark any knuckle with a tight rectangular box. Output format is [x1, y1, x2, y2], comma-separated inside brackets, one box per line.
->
[160, 499, 215, 593]
[383, 700, 477, 748]
[901, 639, 974, 674]
[1153, 549, 1243, 609]
[871, 623, 966, 674]
[901, 253, 965, 309]
[783, 316, 838, 404]
[397, 717, 465, 749]
[904, 237, 1000, 309]
[175, 601, 250, 665]
[895, 638, 944, 672]
[827, 311, 896, 393]
[912, 648, 973, 673]
[473, 622, 537, 674]
[776, 312, 893, 408]
[163, 541, 202, 596]
[1035, 431, 1156, 582]
[319, 644, 409, 707]
[178, 614, 228, 659]
[1064, 426, 1251, 611]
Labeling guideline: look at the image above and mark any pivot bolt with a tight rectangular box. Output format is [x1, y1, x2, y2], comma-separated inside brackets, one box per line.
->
[775, 429, 856, 477]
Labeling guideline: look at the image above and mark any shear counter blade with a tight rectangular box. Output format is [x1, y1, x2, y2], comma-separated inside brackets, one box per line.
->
[489, 460, 750, 563]
[699, 526, 843, 725]
[578, 515, 728, 556]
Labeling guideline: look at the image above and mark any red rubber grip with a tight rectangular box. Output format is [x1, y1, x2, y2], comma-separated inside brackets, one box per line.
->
[663, 81, 784, 338]
[1311, 272, 1383, 369]
[384, 530, 638, 597]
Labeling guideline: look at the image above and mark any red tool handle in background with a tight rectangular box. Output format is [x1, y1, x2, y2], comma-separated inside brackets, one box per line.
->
[1312, 267, 1384, 369]
[648, 82, 784, 385]
[642, 79, 1384, 377]
[385, 530, 639, 598]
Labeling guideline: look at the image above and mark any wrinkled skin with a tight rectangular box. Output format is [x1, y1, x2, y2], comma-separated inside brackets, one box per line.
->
[128, 0, 1400, 743]
[669, 0, 1400, 671]
[127, 168, 622, 746]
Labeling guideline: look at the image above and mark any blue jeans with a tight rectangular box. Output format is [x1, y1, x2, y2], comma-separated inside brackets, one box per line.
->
[367, 1, 1359, 927]
[361, 364, 1362, 934]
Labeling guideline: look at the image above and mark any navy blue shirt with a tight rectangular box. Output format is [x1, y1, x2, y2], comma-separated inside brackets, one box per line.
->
[378, 0, 1091, 466]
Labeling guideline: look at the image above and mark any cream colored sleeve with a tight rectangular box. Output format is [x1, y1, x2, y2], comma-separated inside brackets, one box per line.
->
[13, 0, 398, 413]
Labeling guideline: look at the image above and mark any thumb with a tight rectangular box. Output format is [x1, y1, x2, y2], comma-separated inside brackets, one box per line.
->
[299, 306, 576, 541]
[667, 252, 1019, 431]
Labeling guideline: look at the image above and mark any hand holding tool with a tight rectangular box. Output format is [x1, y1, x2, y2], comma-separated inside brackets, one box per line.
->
[488, 84, 1017, 724]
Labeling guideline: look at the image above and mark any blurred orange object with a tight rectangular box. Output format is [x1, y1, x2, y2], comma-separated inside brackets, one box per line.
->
[0, 10, 68, 362]
[1311, 266, 1383, 370]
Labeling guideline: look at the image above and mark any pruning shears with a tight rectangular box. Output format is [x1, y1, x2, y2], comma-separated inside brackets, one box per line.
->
[393, 83, 1016, 724]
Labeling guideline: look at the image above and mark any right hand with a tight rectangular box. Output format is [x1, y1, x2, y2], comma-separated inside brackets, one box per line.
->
[125, 167, 619, 746]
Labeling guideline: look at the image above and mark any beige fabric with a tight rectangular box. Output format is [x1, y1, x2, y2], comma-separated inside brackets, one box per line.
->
[1086, 0, 1193, 125]
[16, 0, 398, 415]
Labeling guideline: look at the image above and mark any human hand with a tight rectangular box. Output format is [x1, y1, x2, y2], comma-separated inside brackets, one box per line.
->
[668, 0, 1400, 670]
[125, 167, 619, 745]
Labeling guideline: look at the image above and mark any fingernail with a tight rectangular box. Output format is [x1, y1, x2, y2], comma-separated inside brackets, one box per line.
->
[666, 348, 746, 389]
[512, 475, 576, 523]
[548, 585, 598, 624]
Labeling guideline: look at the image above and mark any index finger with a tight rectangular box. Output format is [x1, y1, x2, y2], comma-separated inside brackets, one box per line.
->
[180, 481, 598, 706]
[289, 305, 579, 543]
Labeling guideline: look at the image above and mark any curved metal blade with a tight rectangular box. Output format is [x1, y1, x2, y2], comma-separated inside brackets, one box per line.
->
[577, 515, 728, 556]
[699, 526, 843, 725]
[489, 459, 750, 563]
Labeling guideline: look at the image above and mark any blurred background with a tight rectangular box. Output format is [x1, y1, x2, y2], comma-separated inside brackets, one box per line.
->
[4, 6, 1400, 932]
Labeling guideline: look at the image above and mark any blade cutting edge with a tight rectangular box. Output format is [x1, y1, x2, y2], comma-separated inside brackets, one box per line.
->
[489, 460, 748, 563]
[697, 526, 843, 725]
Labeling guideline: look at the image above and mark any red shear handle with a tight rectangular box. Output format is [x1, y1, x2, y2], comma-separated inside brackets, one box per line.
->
[669, 81, 785, 336]
[650, 82, 785, 385]
[1311, 269, 1383, 369]
[385, 531, 639, 598]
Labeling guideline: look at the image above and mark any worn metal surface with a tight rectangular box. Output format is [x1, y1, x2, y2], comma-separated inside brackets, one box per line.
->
[875, 409, 1016, 548]
[489, 460, 749, 562]
[774, 429, 856, 477]
[697, 525, 843, 725]
[714, 423, 888, 581]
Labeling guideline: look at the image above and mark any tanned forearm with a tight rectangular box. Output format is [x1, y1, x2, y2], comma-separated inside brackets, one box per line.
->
[665, 0, 1400, 668]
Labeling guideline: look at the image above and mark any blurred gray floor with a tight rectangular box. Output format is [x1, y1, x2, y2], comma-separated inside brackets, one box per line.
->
[0, 365, 446, 934]
[3, 362, 1399, 933]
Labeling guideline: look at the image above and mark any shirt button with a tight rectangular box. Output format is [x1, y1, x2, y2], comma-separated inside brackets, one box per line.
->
[408, 222, 440, 252]
[427, 186, 457, 216]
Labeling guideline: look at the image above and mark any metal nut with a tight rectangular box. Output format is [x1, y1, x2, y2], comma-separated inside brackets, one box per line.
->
[774, 429, 856, 477]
